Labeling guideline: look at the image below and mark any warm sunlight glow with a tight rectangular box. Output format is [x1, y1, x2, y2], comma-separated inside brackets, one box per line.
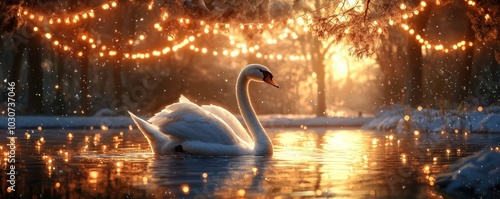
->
[324, 42, 378, 84]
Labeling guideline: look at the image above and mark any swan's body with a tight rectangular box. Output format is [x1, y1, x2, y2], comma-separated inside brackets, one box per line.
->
[128, 64, 279, 156]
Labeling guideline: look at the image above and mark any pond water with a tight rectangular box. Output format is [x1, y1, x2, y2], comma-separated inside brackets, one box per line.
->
[1, 127, 500, 198]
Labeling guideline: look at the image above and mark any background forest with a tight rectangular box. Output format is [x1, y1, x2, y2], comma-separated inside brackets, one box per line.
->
[0, 0, 499, 117]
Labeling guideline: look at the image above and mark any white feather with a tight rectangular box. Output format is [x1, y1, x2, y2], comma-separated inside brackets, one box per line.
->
[129, 64, 276, 156]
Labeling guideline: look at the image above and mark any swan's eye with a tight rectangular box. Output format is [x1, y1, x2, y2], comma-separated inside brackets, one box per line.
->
[259, 70, 273, 81]
[260, 69, 279, 88]
[260, 70, 273, 81]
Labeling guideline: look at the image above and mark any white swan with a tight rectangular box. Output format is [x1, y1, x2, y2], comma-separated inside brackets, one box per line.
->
[128, 64, 279, 156]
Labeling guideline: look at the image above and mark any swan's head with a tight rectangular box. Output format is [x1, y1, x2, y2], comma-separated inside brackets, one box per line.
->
[243, 64, 279, 88]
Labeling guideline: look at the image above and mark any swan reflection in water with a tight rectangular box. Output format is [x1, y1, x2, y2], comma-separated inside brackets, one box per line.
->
[148, 155, 271, 198]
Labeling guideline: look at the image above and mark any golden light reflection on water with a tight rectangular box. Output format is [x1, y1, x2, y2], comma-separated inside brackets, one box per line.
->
[272, 129, 373, 196]
[273, 131, 319, 162]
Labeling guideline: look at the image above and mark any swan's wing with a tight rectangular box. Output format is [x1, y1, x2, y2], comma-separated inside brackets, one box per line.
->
[201, 105, 254, 147]
[148, 101, 240, 145]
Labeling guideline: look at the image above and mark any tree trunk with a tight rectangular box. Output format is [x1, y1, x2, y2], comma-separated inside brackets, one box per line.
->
[312, 37, 327, 116]
[26, 34, 44, 114]
[315, 62, 327, 116]
[406, 39, 424, 106]
[9, 43, 25, 100]
[455, 23, 475, 103]
[405, 3, 433, 107]
[80, 51, 90, 115]
[54, 53, 66, 114]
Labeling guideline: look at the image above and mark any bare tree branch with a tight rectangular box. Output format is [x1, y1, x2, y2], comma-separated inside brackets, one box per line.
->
[363, 0, 371, 21]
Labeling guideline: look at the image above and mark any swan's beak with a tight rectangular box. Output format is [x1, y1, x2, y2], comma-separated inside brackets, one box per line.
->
[264, 75, 280, 88]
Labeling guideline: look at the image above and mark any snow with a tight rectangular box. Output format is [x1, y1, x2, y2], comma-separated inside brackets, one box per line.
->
[436, 150, 500, 195]
[362, 104, 500, 133]
[0, 114, 372, 129]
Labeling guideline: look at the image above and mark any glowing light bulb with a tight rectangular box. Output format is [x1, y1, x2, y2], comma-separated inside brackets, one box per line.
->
[162, 47, 170, 54]
[400, 3, 406, 10]
[404, 115, 410, 121]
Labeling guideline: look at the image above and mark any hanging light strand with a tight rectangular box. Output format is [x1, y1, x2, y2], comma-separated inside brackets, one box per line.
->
[22, 0, 490, 61]
[386, 1, 478, 52]
[20, 1, 118, 26]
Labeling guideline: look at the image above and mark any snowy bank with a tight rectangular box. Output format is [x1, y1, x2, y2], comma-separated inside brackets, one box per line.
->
[363, 105, 500, 133]
[436, 150, 500, 196]
[0, 115, 373, 129]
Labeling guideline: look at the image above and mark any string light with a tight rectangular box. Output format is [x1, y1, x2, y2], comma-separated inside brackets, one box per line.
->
[389, 0, 478, 53]
[20, 1, 117, 26]
[19, 0, 488, 60]
[19, 0, 317, 61]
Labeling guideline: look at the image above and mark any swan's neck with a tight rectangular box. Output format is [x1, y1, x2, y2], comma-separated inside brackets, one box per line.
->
[236, 74, 273, 156]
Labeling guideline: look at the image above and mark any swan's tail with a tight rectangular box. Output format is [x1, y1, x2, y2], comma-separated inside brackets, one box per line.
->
[128, 111, 171, 154]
